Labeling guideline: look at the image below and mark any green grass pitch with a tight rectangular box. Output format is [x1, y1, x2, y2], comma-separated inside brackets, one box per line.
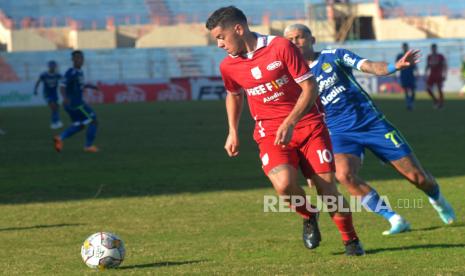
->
[0, 94, 464, 275]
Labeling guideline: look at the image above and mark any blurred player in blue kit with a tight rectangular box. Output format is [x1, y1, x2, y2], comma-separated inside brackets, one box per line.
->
[34, 60, 63, 129]
[285, 24, 456, 236]
[396, 43, 418, 110]
[54, 50, 100, 153]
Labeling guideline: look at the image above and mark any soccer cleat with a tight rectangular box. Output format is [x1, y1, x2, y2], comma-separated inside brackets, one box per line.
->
[382, 216, 411, 236]
[429, 196, 456, 225]
[84, 145, 99, 153]
[302, 213, 321, 250]
[53, 136, 63, 152]
[50, 121, 63, 129]
[344, 239, 365, 256]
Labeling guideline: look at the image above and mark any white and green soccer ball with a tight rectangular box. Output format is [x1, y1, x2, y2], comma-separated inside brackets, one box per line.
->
[81, 232, 125, 270]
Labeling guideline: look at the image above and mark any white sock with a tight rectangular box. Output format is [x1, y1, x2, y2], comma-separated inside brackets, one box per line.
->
[388, 214, 404, 226]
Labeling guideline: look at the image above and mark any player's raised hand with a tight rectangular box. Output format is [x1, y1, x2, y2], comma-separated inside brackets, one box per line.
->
[396, 49, 421, 70]
[224, 132, 240, 157]
[274, 122, 294, 146]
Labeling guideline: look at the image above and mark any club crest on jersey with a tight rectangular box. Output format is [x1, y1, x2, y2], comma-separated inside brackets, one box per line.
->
[251, 66, 262, 80]
[322, 63, 333, 73]
[266, 61, 282, 71]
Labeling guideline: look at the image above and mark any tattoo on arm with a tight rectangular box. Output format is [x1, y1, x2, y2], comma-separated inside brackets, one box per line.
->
[361, 61, 389, 75]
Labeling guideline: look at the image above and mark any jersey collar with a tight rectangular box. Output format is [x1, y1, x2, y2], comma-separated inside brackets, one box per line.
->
[229, 33, 272, 59]
[309, 52, 321, 68]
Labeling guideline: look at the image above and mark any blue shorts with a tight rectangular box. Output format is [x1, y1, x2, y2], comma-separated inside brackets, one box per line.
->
[330, 119, 412, 162]
[65, 104, 97, 126]
[400, 80, 416, 89]
[44, 91, 58, 104]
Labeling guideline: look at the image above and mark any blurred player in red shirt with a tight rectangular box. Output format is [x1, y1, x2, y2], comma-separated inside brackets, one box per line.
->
[206, 6, 364, 255]
[425, 43, 447, 109]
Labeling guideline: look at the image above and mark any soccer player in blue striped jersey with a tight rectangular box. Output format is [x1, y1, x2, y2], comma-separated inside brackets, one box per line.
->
[285, 24, 456, 235]
[34, 60, 63, 129]
[54, 50, 99, 153]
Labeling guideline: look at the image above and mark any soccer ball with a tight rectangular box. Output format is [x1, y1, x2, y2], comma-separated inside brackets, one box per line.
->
[81, 232, 125, 270]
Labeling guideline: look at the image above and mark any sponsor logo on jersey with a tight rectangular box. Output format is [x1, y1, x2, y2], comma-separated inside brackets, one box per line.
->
[266, 61, 282, 71]
[320, 85, 346, 105]
[263, 91, 285, 103]
[245, 74, 289, 97]
[251, 66, 262, 80]
[318, 72, 339, 91]
[322, 63, 332, 73]
[321, 49, 337, 54]
[343, 54, 356, 67]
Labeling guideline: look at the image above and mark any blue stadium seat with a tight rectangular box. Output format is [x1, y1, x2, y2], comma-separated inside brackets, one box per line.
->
[1, 0, 151, 28]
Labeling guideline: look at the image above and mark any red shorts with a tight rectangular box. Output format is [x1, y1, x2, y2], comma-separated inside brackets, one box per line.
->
[257, 122, 335, 178]
[427, 76, 443, 87]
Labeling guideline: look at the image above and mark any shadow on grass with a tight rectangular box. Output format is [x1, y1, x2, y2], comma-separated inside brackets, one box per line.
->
[365, 243, 465, 255]
[0, 223, 85, 232]
[332, 243, 465, 255]
[411, 222, 465, 232]
[118, 260, 206, 270]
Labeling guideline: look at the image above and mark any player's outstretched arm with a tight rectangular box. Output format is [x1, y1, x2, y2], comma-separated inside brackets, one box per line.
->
[224, 91, 243, 157]
[84, 83, 99, 90]
[33, 78, 41, 95]
[274, 77, 318, 146]
[361, 49, 421, 76]
[60, 85, 69, 106]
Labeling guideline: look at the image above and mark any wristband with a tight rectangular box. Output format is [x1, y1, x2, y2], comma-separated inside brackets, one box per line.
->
[387, 63, 397, 74]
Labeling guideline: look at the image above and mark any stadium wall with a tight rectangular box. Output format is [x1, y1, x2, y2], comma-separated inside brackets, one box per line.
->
[36, 27, 72, 49]
[69, 29, 117, 49]
[374, 18, 427, 40]
[271, 20, 335, 42]
[11, 30, 58, 52]
[437, 18, 465, 38]
[136, 24, 209, 48]
[0, 22, 11, 51]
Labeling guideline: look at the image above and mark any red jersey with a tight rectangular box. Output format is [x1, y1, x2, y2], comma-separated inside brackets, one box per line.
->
[220, 34, 324, 141]
[427, 53, 446, 78]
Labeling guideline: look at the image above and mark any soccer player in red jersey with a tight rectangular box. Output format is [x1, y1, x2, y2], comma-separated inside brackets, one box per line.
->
[206, 6, 364, 256]
[425, 43, 447, 109]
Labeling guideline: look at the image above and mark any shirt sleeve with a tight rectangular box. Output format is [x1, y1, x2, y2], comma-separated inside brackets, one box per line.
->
[335, 48, 367, 71]
[277, 38, 313, 83]
[220, 63, 242, 94]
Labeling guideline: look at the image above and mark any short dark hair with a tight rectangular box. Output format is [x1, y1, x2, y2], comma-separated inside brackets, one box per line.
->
[206, 6, 247, 30]
[71, 50, 83, 57]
